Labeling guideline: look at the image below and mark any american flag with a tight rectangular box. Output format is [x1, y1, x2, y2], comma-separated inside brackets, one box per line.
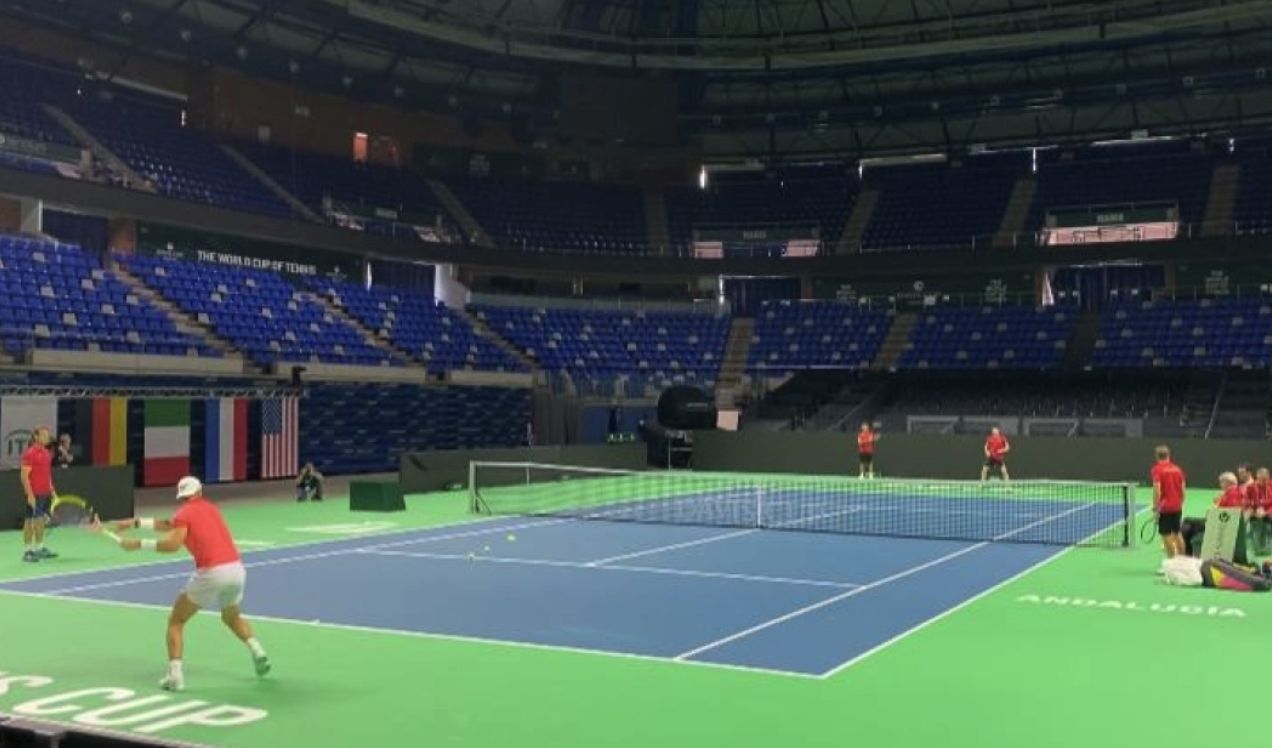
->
[261, 397, 298, 479]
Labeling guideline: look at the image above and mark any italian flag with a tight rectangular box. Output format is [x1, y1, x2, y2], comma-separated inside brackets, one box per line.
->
[143, 400, 190, 487]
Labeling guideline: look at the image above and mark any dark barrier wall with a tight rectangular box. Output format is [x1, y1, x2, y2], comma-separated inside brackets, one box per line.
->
[1, 466, 135, 530]
[400, 443, 647, 493]
[692, 431, 1272, 486]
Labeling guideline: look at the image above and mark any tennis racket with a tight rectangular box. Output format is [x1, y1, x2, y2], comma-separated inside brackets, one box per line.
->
[43, 494, 100, 534]
[1139, 514, 1159, 544]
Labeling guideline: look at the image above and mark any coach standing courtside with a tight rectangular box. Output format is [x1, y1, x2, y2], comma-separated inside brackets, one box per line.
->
[19, 426, 58, 563]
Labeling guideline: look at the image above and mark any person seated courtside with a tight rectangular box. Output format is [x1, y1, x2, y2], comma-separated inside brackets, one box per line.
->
[295, 462, 324, 502]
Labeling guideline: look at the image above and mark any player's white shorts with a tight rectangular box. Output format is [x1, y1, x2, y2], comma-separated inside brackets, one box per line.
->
[182, 562, 246, 611]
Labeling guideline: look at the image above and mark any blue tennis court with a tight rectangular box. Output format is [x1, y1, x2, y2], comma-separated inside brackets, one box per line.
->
[0, 486, 1131, 677]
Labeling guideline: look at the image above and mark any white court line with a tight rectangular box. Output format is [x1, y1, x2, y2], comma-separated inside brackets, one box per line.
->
[815, 500, 1133, 679]
[0, 587, 820, 681]
[0, 512, 533, 586]
[674, 501, 1099, 661]
[358, 548, 862, 589]
[585, 528, 757, 566]
[32, 518, 568, 596]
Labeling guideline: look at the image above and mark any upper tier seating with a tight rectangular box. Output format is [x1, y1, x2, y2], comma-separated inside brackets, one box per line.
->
[61, 95, 293, 219]
[473, 305, 730, 388]
[862, 155, 1024, 251]
[304, 278, 524, 373]
[237, 142, 460, 238]
[1233, 140, 1272, 234]
[0, 234, 217, 358]
[121, 254, 391, 368]
[1030, 144, 1213, 229]
[0, 53, 79, 148]
[900, 306, 1076, 370]
[666, 167, 857, 255]
[747, 301, 890, 375]
[1093, 297, 1272, 369]
[448, 177, 648, 253]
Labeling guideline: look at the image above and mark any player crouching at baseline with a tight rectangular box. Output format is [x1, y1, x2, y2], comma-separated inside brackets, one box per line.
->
[101, 476, 270, 691]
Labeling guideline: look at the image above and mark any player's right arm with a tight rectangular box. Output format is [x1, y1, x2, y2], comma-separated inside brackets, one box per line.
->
[120, 525, 186, 553]
[111, 517, 174, 532]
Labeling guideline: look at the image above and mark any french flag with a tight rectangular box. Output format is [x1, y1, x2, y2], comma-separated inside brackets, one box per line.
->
[205, 398, 248, 483]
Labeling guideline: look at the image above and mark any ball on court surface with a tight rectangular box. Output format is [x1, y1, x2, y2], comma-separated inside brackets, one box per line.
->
[467, 552, 476, 560]
[506, 534, 517, 542]
[482, 545, 491, 553]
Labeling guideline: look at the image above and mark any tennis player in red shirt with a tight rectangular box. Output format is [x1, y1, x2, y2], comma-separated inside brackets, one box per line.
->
[1150, 445, 1187, 558]
[19, 426, 57, 563]
[980, 427, 1011, 482]
[857, 422, 877, 479]
[106, 476, 269, 691]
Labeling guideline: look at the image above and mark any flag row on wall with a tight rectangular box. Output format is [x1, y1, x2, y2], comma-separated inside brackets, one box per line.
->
[0, 395, 300, 486]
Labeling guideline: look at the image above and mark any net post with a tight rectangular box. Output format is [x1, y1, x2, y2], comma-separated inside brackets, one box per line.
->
[467, 461, 478, 514]
[1123, 482, 1135, 549]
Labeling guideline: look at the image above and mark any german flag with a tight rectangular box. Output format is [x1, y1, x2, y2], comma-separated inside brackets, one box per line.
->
[74, 398, 128, 466]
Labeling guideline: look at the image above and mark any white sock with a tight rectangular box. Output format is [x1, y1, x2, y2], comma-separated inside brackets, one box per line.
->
[25, 542, 33, 551]
[245, 638, 266, 658]
[168, 659, 183, 678]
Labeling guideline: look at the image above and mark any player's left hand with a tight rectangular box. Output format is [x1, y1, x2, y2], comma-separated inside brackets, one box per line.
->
[120, 538, 142, 552]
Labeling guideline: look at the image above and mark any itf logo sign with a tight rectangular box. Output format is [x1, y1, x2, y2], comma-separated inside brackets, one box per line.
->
[0, 396, 58, 469]
[4, 429, 32, 463]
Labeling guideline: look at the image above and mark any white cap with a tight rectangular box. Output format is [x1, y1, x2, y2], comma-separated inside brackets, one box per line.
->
[175, 476, 203, 500]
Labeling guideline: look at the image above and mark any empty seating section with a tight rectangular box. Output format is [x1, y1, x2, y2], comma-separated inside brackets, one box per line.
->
[863, 156, 1023, 250]
[237, 142, 459, 236]
[301, 382, 529, 473]
[1234, 141, 1272, 233]
[0, 53, 78, 147]
[61, 96, 293, 218]
[474, 305, 730, 388]
[0, 235, 215, 357]
[121, 254, 390, 368]
[666, 168, 856, 254]
[448, 178, 647, 253]
[1093, 297, 1272, 368]
[305, 278, 523, 372]
[1030, 146, 1212, 228]
[748, 301, 889, 375]
[901, 306, 1076, 370]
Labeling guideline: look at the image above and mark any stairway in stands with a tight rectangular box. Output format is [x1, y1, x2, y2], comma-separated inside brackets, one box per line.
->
[835, 188, 879, 253]
[869, 312, 916, 371]
[1061, 309, 1102, 371]
[643, 189, 672, 255]
[714, 317, 755, 408]
[1201, 162, 1240, 237]
[453, 307, 539, 372]
[993, 175, 1037, 247]
[304, 291, 413, 365]
[427, 179, 495, 247]
[222, 145, 323, 222]
[111, 263, 248, 364]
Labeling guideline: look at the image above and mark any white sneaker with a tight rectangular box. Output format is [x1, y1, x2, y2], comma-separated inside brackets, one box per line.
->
[253, 654, 271, 677]
[159, 672, 184, 691]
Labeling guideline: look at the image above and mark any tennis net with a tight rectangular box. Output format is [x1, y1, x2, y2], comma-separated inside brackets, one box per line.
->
[469, 462, 1136, 548]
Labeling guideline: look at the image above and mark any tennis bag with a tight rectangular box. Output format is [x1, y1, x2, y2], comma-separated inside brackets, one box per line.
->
[1199, 559, 1272, 592]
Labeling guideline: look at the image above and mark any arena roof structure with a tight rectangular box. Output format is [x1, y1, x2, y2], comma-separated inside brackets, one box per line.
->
[6, 0, 1272, 157]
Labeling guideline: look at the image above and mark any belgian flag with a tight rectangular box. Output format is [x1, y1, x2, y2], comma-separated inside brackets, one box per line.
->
[73, 398, 128, 466]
